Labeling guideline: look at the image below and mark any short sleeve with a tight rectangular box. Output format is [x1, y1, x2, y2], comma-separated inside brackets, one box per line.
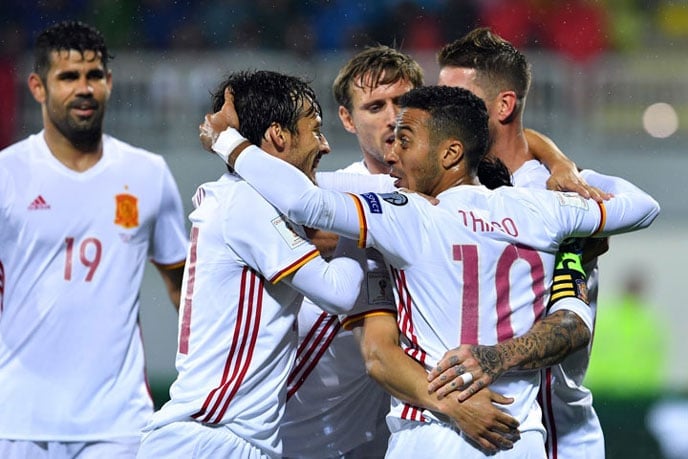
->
[225, 187, 320, 284]
[150, 160, 189, 267]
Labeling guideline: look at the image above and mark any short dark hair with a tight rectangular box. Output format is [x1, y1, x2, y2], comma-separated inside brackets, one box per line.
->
[211, 70, 321, 146]
[333, 45, 424, 112]
[34, 21, 112, 80]
[477, 155, 512, 189]
[398, 85, 489, 177]
[437, 27, 531, 121]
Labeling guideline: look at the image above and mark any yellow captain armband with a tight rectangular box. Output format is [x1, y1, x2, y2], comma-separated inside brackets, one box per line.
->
[548, 248, 589, 308]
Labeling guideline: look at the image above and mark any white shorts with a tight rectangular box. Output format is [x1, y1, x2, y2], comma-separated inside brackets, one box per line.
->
[385, 419, 546, 459]
[0, 438, 139, 459]
[137, 421, 272, 459]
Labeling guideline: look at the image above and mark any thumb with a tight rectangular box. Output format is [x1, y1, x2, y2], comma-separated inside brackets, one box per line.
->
[491, 393, 515, 405]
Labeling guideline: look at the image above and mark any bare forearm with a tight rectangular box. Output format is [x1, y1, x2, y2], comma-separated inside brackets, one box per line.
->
[364, 339, 437, 409]
[525, 128, 575, 172]
[359, 319, 521, 453]
[493, 310, 591, 372]
[156, 264, 185, 312]
[428, 310, 591, 401]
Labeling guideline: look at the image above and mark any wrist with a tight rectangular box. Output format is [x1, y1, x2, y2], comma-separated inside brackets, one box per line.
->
[212, 128, 248, 165]
[549, 158, 577, 173]
[490, 342, 517, 372]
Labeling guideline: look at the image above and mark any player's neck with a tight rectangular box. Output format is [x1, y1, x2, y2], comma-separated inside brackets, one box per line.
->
[43, 126, 103, 172]
[488, 126, 532, 174]
[435, 171, 480, 196]
[362, 153, 390, 175]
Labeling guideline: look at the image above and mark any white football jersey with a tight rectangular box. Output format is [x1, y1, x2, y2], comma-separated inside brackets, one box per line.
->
[146, 173, 357, 457]
[233, 144, 659, 456]
[281, 161, 394, 458]
[0, 132, 188, 441]
[514, 160, 605, 459]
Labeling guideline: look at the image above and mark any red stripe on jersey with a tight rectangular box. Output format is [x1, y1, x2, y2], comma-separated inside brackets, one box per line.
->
[270, 249, 320, 284]
[179, 226, 199, 355]
[192, 186, 206, 209]
[347, 193, 368, 249]
[192, 268, 263, 423]
[400, 402, 425, 422]
[539, 367, 558, 459]
[392, 268, 412, 338]
[287, 313, 341, 399]
[392, 268, 427, 366]
[592, 201, 607, 236]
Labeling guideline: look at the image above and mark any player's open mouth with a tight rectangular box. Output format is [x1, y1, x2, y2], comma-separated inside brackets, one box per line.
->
[389, 171, 402, 188]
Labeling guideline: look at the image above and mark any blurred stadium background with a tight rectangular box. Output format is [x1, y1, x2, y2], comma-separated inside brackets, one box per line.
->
[2, 1, 687, 457]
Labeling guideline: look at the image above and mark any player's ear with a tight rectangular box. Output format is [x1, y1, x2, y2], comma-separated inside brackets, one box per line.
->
[264, 122, 289, 152]
[496, 90, 517, 123]
[28, 73, 46, 104]
[338, 106, 356, 134]
[441, 139, 463, 170]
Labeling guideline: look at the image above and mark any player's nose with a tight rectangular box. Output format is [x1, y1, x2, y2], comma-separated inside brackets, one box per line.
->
[319, 133, 331, 155]
[384, 139, 399, 164]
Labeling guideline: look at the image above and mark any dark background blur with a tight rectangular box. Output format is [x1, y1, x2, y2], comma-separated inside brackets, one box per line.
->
[2, 1, 687, 457]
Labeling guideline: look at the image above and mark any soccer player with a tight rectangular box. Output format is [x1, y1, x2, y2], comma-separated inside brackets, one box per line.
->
[136, 70, 364, 459]
[429, 27, 612, 458]
[285, 44, 610, 456]
[285, 45, 523, 456]
[280, 45, 422, 458]
[0, 21, 188, 458]
[203, 84, 659, 457]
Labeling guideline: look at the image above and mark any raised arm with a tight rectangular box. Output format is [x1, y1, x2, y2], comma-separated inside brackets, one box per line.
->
[525, 128, 608, 202]
[199, 90, 367, 242]
[316, 171, 396, 194]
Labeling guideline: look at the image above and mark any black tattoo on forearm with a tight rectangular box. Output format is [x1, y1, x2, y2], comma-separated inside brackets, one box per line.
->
[495, 310, 591, 371]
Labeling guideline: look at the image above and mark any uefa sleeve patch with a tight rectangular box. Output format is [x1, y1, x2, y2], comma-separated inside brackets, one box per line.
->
[361, 192, 383, 214]
[271, 215, 308, 249]
[555, 192, 589, 210]
[381, 192, 408, 206]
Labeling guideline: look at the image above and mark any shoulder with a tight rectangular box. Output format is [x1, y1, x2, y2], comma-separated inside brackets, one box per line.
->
[103, 135, 168, 168]
[198, 174, 274, 213]
[337, 160, 368, 174]
[0, 135, 35, 164]
[512, 159, 549, 189]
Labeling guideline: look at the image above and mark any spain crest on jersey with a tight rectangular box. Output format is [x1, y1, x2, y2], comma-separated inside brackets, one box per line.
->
[114, 193, 139, 229]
